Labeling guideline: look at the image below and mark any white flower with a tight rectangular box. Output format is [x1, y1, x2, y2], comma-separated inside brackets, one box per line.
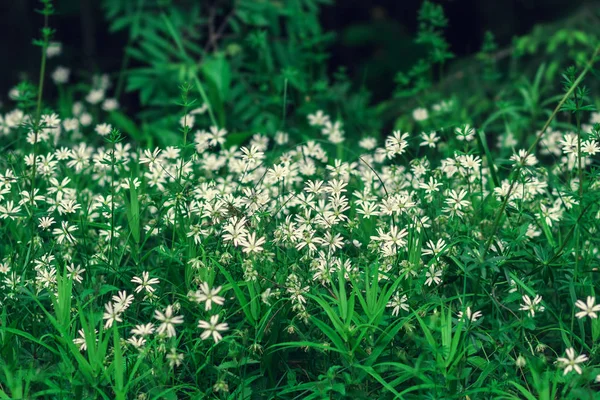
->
[102, 98, 119, 111]
[46, 42, 62, 58]
[131, 271, 160, 294]
[422, 239, 446, 257]
[51, 66, 70, 84]
[166, 348, 184, 367]
[73, 328, 96, 351]
[66, 263, 85, 283]
[131, 323, 155, 337]
[412, 107, 429, 121]
[95, 123, 112, 136]
[0, 201, 21, 220]
[240, 232, 266, 254]
[458, 306, 482, 323]
[420, 131, 439, 148]
[86, 89, 105, 105]
[38, 216, 55, 230]
[556, 348, 588, 375]
[112, 291, 135, 313]
[425, 266, 442, 286]
[52, 221, 78, 244]
[455, 124, 475, 141]
[103, 302, 123, 329]
[574, 296, 600, 319]
[307, 110, 330, 126]
[192, 282, 225, 311]
[154, 305, 184, 338]
[127, 336, 146, 349]
[198, 314, 229, 343]
[519, 294, 544, 317]
[387, 293, 409, 316]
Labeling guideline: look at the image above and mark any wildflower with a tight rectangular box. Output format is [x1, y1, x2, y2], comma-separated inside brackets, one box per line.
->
[425, 265, 442, 286]
[46, 42, 62, 57]
[193, 282, 225, 311]
[207, 126, 228, 147]
[0, 201, 21, 220]
[198, 314, 229, 343]
[154, 305, 184, 338]
[307, 110, 330, 126]
[131, 323, 155, 337]
[574, 296, 600, 319]
[66, 263, 85, 283]
[457, 306, 483, 323]
[387, 293, 409, 316]
[95, 123, 112, 136]
[445, 189, 470, 211]
[139, 148, 162, 169]
[52, 66, 70, 84]
[213, 380, 229, 393]
[112, 291, 135, 313]
[556, 348, 588, 375]
[73, 329, 90, 351]
[36, 267, 57, 289]
[166, 348, 184, 367]
[420, 131, 439, 148]
[519, 294, 545, 317]
[52, 221, 78, 244]
[385, 131, 410, 158]
[102, 98, 119, 111]
[317, 231, 345, 252]
[103, 302, 123, 329]
[582, 140, 600, 156]
[38, 216, 55, 230]
[455, 124, 475, 141]
[412, 107, 429, 121]
[222, 214, 248, 243]
[180, 114, 195, 129]
[240, 232, 266, 254]
[422, 239, 446, 257]
[86, 88, 105, 104]
[359, 137, 377, 150]
[131, 271, 160, 294]
[240, 145, 265, 166]
[510, 149, 538, 166]
[127, 336, 146, 349]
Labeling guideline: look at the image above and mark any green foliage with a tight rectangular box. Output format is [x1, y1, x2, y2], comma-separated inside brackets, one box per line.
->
[3, 0, 600, 399]
[100, 0, 374, 144]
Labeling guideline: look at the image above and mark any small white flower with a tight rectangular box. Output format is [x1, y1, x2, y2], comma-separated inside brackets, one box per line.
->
[166, 347, 184, 367]
[51, 66, 70, 84]
[519, 294, 544, 317]
[192, 282, 225, 311]
[131, 271, 160, 294]
[154, 305, 184, 338]
[457, 306, 483, 323]
[556, 348, 588, 375]
[198, 314, 229, 344]
[412, 107, 429, 122]
[574, 296, 600, 319]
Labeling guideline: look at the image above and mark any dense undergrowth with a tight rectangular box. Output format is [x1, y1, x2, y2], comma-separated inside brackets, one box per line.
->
[1, 0, 600, 399]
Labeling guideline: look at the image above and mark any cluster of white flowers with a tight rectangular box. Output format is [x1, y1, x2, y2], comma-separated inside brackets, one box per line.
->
[1, 55, 600, 385]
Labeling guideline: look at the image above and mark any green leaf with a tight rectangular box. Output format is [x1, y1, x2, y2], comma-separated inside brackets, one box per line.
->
[201, 54, 231, 103]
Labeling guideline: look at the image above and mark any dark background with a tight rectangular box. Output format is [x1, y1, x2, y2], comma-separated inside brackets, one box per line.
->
[0, 0, 594, 102]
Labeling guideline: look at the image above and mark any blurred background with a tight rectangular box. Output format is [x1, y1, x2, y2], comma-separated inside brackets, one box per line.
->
[1, 0, 599, 145]
[0, 0, 595, 99]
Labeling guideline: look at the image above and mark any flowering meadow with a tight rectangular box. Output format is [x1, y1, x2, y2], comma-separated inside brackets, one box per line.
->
[2, 1, 600, 399]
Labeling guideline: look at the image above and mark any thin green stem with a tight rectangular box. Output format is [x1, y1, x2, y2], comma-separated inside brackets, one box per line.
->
[574, 90, 582, 283]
